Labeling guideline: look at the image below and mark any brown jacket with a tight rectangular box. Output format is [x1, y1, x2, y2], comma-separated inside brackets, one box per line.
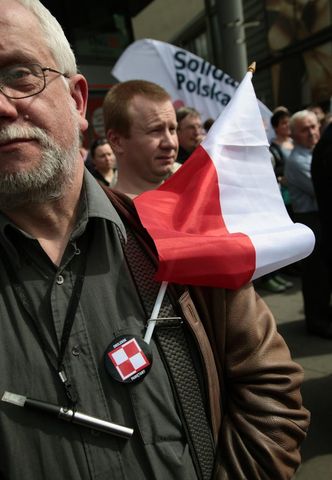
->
[105, 187, 310, 480]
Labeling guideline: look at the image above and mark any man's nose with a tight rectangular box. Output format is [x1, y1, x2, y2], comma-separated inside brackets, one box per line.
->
[163, 131, 177, 147]
[0, 92, 19, 120]
[193, 126, 203, 135]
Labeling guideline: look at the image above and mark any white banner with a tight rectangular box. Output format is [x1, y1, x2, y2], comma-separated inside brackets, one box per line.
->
[112, 39, 273, 137]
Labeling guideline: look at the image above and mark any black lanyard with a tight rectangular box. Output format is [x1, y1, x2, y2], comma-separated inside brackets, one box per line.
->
[1, 225, 92, 406]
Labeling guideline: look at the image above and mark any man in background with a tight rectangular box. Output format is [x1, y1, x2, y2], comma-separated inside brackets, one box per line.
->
[103, 80, 179, 198]
[286, 110, 332, 338]
[311, 122, 332, 279]
[176, 106, 204, 164]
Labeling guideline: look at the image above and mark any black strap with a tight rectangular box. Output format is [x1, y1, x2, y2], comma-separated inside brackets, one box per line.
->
[122, 226, 216, 480]
[0, 226, 92, 405]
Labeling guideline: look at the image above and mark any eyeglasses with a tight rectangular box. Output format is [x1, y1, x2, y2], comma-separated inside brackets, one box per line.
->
[0, 63, 69, 100]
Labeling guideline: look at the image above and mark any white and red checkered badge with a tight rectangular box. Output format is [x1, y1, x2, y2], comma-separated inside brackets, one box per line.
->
[104, 335, 153, 383]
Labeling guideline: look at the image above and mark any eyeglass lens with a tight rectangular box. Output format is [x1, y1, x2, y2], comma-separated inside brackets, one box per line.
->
[0, 64, 45, 99]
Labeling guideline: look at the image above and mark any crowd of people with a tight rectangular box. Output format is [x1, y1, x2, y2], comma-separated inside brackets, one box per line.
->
[2, 0, 331, 479]
[258, 104, 332, 339]
[84, 82, 332, 340]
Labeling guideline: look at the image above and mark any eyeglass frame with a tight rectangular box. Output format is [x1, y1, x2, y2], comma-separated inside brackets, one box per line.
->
[0, 63, 70, 100]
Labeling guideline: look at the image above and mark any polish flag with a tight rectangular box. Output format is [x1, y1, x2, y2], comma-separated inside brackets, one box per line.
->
[133, 69, 315, 289]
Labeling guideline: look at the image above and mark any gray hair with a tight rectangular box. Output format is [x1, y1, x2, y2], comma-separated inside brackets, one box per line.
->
[290, 110, 318, 134]
[16, 0, 77, 75]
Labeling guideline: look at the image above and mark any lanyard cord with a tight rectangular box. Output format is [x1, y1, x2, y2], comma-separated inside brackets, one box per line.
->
[0, 225, 92, 407]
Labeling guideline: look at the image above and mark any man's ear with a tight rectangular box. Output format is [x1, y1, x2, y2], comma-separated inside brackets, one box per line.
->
[107, 129, 125, 155]
[69, 74, 89, 132]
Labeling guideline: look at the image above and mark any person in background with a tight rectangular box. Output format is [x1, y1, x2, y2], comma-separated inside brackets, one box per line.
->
[270, 110, 293, 160]
[90, 137, 117, 187]
[103, 80, 179, 198]
[176, 106, 204, 164]
[79, 132, 88, 162]
[259, 110, 294, 293]
[307, 103, 326, 132]
[270, 109, 294, 214]
[0, 2, 309, 478]
[273, 105, 290, 114]
[321, 111, 332, 133]
[285, 110, 332, 338]
[311, 122, 332, 280]
[203, 117, 214, 133]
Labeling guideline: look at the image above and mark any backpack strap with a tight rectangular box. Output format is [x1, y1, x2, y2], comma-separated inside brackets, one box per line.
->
[104, 188, 216, 480]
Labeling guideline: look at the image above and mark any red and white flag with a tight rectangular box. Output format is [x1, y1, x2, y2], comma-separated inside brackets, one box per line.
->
[133, 70, 315, 289]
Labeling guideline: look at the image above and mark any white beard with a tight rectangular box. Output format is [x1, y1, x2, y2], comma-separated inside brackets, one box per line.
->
[0, 123, 80, 210]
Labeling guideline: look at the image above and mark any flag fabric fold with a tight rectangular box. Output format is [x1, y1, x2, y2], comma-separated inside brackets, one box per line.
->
[133, 71, 315, 289]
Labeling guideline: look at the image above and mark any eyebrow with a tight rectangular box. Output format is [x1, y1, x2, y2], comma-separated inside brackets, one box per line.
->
[0, 50, 41, 67]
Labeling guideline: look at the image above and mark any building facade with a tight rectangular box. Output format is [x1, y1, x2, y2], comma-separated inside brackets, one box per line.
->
[133, 0, 332, 113]
[42, 0, 154, 144]
[41, 0, 332, 139]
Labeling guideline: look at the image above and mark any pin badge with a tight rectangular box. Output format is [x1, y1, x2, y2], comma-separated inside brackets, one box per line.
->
[104, 335, 153, 383]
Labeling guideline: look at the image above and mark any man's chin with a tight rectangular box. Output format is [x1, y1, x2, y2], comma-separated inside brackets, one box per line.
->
[0, 151, 43, 172]
[158, 167, 174, 177]
[149, 172, 171, 184]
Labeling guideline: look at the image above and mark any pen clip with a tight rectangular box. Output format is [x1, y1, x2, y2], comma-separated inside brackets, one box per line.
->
[58, 368, 78, 406]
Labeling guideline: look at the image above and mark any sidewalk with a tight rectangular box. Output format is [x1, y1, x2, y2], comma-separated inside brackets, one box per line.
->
[256, 276, 332, 480]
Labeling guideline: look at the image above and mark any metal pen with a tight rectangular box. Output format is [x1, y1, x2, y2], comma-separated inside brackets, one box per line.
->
[2, 391, 133, 439]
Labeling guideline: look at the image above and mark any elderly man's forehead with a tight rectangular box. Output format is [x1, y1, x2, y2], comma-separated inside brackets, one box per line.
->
[0, 2, 50, 67]
[293, 113, 318, 129]
[0, 0, 39, 29]
[300, 114, 318, 126]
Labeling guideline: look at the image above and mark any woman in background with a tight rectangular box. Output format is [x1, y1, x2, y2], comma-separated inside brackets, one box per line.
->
[90, 138, 117, 187]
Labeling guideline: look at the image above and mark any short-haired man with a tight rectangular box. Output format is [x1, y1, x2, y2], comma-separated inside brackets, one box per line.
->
[103, 80, 179, 198]
[176, 106, 204, 164]
[0, 1, 309, 478]
[286, 110, 332, 337]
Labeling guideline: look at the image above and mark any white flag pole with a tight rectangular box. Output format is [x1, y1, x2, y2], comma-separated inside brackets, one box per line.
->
[144, 281, 168, 344]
